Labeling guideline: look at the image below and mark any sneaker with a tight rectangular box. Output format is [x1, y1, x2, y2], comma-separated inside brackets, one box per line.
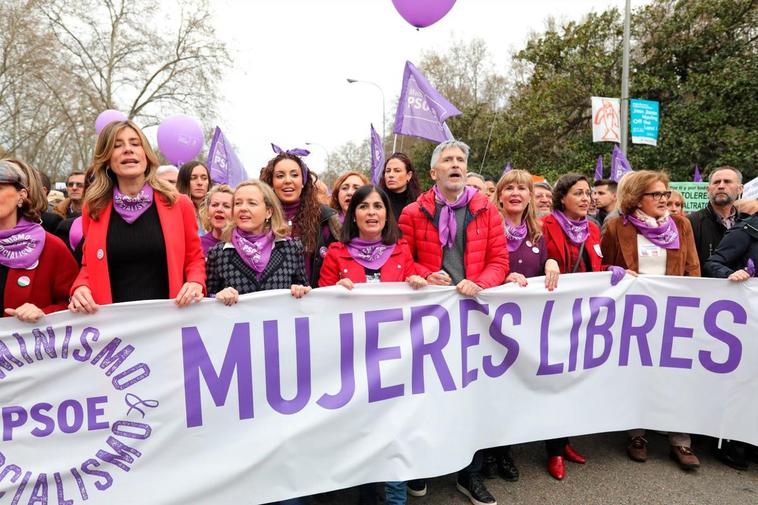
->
[497, 453, 520, 482]
[627, 436, 648, 462]
[481, 453, 498, 479]
[407, 479, 427, 497]
[456, 472, 497, 505]
[670, 446, 700, 470]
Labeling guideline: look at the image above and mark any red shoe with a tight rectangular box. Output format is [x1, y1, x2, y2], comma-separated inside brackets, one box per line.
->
[564, 444, 586, 464]
[547, 456, 565, 480]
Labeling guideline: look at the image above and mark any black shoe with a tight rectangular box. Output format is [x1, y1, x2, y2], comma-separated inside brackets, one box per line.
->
[357, 483, 378, 505]
[497, 453, 520, 482]
[456, 472, 497, 505]
[481, 453, 498, 479]
[747, 445, 758, 464]
[713, 440, 748, 471]
[407, 479, 427, 497]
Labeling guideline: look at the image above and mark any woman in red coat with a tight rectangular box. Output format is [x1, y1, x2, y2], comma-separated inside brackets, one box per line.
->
[0, 159, 78, 322]
[540, 173, 631, 480]
[69, 120, 205, 313]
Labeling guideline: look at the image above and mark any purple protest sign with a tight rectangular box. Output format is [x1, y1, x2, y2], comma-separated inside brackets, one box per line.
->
[207, 126, 248, 187]
[693, 165, 703, 182]
[594, 155, 604, 181]
[370, 124, 385, 185]
[393, 61, 461, 143]
[610, 145, 633, 182]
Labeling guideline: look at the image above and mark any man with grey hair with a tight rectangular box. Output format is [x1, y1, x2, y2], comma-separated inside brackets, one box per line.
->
[156, 164, 179, 187]
[398, 139, 508, 505]
[534, 181, 553, 218]
[688, 166, 746, 275]
[465, 172, 486, 194]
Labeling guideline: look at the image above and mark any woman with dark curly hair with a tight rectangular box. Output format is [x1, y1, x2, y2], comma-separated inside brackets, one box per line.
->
[260, 147, 340, 286]
[379, 152, 421, 221]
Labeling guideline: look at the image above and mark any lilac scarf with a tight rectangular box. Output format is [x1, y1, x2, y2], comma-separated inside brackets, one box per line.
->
[346, 238, 395, 270]
[552, 210, 589, 246]
[200, 233, 220, 255]
[282, 201, 300, 226]
[113, 183, 154, 224]
[232, 228, 274, 273]
[0, 218, 46, 269]
[504, 219, 528, 252]
[623, 209, 680, 249]
[433, 186, 476, 248]
[69, 216, 83, 251]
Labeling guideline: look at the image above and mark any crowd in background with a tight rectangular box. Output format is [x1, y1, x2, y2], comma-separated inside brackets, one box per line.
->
[2, 119, 757, 505]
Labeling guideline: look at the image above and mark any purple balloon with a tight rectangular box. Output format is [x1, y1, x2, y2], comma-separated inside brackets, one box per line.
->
[95, 109, 128, 135]
[391, 0, 456, 28]
[157, 115, 204, 166]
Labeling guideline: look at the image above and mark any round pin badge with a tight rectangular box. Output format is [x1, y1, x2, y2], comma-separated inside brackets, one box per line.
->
[18, 276, 30, 288]
[532, 247, 540, 254]
[526, 241, 533, 247]
[97, 248, 105, 260]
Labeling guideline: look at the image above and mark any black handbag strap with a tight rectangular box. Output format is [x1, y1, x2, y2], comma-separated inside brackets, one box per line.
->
[572, 241, 587, 273]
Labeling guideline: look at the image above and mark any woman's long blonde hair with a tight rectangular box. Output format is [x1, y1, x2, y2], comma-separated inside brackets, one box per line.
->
[221, 180, 290, 242]
[84, 120, 176, 220]
[495, 169, 542, 243]
[199, 184, 234, 232]
[1, 158, 47, 223]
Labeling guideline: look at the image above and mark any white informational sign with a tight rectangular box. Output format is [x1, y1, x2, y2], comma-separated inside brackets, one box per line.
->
[1, 275, 757, 504]
[591, 96, 621, 142]
[742, 176, 758, 200]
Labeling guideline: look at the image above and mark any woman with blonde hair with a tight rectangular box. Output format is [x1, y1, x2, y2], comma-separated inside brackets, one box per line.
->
[601, 169, 700, 470]
[667, 189, 686, 216]
[0, 159, 78, 322]
[199, 184, 234, 255]
[205, 180, 310, 303]
[69, 120, 205, 312]
[330, 171, 369, 223]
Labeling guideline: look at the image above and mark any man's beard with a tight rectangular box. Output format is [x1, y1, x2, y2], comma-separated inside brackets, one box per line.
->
[712, 192, 736, 206]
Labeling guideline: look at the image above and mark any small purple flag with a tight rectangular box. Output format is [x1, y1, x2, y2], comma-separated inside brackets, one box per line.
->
[393, 61, 461, 143]
[502, 162, 512, 176]
[207, 127, 247, 187]
[693, 165, 703, 182]
[594, 155, 604, 181]
[610, 145, 633, 182]
[370, 123, 385, 185]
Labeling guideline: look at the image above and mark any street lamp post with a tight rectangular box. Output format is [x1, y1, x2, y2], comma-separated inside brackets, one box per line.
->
[347, 78, 386, 151]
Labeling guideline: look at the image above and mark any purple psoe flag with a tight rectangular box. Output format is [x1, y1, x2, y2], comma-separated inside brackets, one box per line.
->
[610, 145, 633, 182]
[693, 165, 703, 182]
[502, 161, 512, 176]
[207, 127, 247, 187]
[594, 155, 604, 181]
[370, 124, 385, 185]
[393, 61, 462, 143]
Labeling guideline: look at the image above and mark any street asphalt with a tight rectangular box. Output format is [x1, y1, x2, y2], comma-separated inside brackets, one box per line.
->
[317, 432, 758, 505]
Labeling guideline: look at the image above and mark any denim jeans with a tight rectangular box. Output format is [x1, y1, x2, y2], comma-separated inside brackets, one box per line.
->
[384, 481, 407, 505]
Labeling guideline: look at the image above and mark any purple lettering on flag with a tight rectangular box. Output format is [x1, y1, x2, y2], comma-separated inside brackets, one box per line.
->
[207, 126, 248, 186]
[370, 124, 385, 185]
[393, 61, 461, 143]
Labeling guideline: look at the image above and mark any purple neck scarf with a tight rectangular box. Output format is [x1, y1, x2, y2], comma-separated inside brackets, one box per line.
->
[113, 183, 154, 224]
[232, 228, 274, 273]
[69, 216, 83, 251]
[346, 238, 396, 270]
[624, 209, 680, 249]
[282, 201, 300, 225]
[552, 210, 589, 245]
[200, 233, 220, 255]
[504, 219, 528, 252]
[433, 186, 476, 248]
[0, 218, 46, 269]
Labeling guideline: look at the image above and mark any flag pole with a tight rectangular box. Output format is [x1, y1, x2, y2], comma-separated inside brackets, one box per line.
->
[480, 112, 497, 172]
[393, 134, 398, 152]
[620, 0, 631, 155]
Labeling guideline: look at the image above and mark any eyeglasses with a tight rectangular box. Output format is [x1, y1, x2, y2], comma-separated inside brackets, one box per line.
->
[66, 181, 84, 188]
[642, 191, 672, 201]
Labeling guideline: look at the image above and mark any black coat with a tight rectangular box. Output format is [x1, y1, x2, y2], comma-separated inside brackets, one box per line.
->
[687, 204, 747, 277]
[206, 238, 307, 296]
[704, 214, 758, 279]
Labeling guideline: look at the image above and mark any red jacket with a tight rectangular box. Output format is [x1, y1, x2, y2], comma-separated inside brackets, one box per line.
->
[3, 233, 78, 316]
[542, 214, 606, 273]
[72, 194, 206, 304]
[318, 239, 417, 286]
[398, 188, 509, 288]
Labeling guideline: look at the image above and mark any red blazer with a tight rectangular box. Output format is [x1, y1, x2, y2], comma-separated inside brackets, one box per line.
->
[3, 233, 78, 316]
[398, 188, 509, 288]
[542, 214, 606, 274]
[318, 239, 417, 286]
[72, 194, 206, 304]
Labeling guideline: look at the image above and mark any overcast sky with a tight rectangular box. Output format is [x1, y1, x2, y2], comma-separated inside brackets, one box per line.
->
[210, 0, 638, 175]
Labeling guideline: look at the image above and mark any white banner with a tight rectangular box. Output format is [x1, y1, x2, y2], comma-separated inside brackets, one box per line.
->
[743, 175, 758, 200]
[1, 274, 757, 504]
[591, 96, 621, 142]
